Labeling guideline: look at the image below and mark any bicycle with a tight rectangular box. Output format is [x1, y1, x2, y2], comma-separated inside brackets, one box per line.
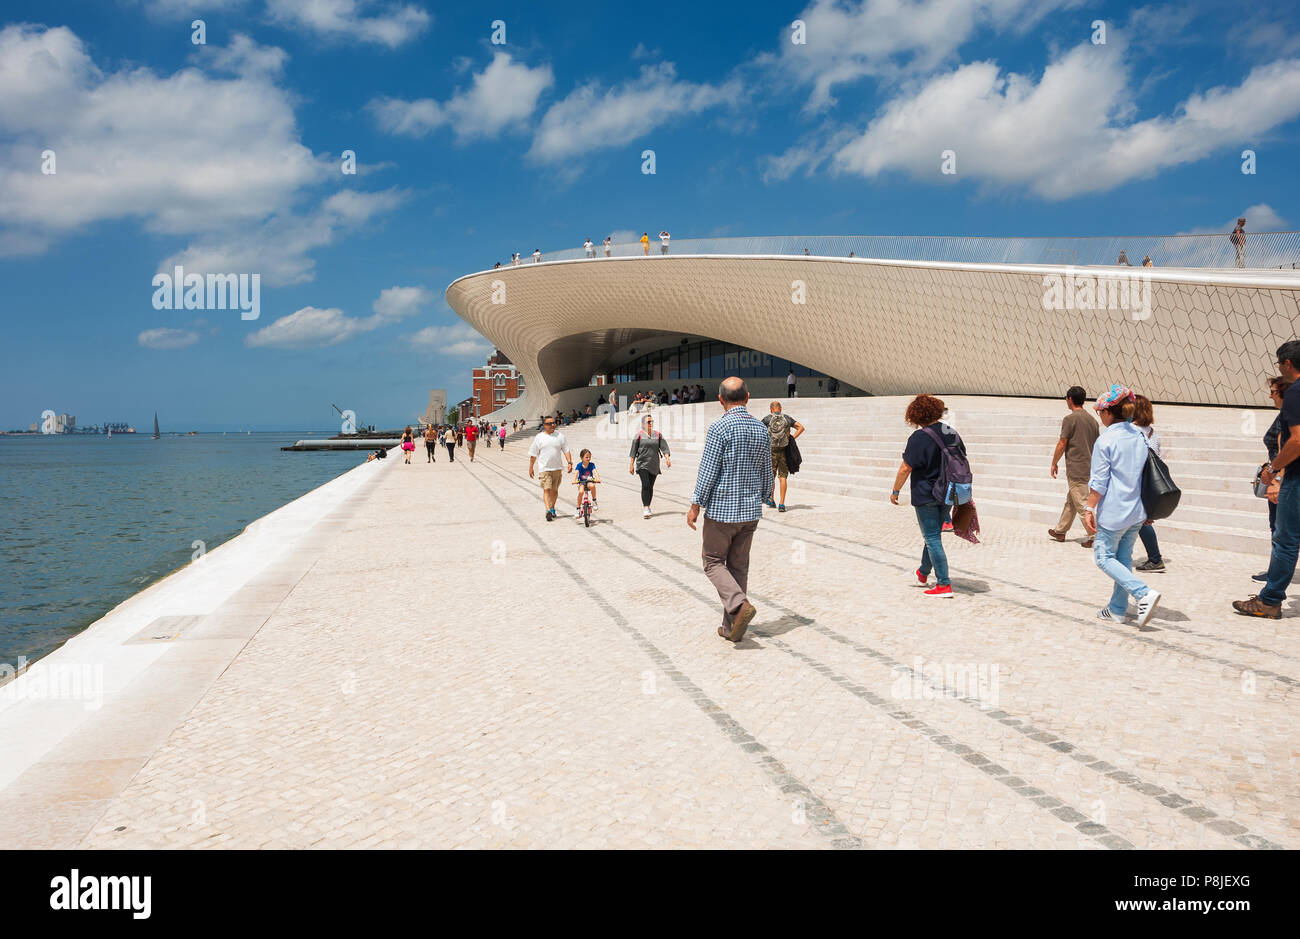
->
[578, 481, 597, 527]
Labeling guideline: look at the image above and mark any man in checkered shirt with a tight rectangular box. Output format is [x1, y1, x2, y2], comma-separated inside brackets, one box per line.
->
[687, 377, 775, 643]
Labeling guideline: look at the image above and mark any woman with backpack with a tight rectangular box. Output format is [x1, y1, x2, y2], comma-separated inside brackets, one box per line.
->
[1083, 384, 1162, 626]
[629, 414, 671, 518]
[891, 395, 963, 597]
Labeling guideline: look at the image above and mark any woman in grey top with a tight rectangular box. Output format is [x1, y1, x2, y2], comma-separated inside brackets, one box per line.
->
[629, 415, 671, 518]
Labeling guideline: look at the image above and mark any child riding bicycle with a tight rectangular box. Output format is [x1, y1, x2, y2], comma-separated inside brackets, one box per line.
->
[573, 449, 600, 518]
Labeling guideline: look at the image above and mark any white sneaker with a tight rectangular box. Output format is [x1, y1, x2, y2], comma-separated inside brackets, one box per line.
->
[1136, 590, 1161, 627]
[574, 508, 583, 519]
[642, 507, 651, 518]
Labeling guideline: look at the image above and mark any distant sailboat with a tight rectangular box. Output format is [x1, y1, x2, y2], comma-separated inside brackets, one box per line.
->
[152, 413, 160, 440]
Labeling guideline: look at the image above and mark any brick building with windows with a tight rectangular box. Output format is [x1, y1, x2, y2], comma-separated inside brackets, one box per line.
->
[470, 350, 524, 418]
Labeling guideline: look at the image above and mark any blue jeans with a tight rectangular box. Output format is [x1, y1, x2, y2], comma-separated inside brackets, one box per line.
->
[1260, 472, 1300, 605]
[1093, 523, 1150, 616]
[915, 504, 951, 586]
[1138, 523, 1161, 563]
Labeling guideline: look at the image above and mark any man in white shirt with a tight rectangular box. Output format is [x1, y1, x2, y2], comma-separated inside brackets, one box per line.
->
[659, 230, 670, 254]
[528, 416, 573, 521]
[532, 248, 541, 263]
[584, 238, 594, 258]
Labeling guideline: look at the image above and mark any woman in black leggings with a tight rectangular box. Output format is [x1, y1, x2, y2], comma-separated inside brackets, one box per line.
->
[628, 415, 672, 519]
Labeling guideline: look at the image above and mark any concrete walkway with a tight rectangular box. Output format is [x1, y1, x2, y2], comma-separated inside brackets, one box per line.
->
[4, 404, 1297, 849]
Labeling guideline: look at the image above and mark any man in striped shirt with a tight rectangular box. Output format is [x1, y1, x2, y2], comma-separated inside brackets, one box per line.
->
[687, 377, 774, 642]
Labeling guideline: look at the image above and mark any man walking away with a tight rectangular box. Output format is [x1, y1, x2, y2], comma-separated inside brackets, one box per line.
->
[528, 417, 573, 522]
[687, 378, 774, 643]
[1049, 386, 1100, 547]
[786, 367, 797, 398]
[762, 401, 804, 512]
[1235, 340, 1300, 617]
[1231, 217, 1247, 268]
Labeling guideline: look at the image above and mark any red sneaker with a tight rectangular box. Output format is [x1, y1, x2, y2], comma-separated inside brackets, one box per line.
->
[942, 522, 954, 532]
[914, 569, 928, 585]
[923, 584, 953, 597]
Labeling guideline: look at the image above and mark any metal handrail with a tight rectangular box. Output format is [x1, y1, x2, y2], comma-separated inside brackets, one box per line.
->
[503, 231, 1300, 270]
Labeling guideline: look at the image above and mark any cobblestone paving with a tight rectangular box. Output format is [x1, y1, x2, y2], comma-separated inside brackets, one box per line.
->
[81, 427, 1298, 849]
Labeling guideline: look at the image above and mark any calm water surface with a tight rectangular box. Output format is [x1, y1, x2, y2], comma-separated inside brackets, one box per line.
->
[0, 433, 360, 667]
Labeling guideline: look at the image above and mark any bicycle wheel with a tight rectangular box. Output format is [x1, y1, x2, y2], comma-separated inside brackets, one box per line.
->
[583, 500, 591, 527]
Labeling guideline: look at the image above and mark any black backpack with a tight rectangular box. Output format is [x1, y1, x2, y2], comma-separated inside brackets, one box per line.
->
[1140, 437, 1181, 520]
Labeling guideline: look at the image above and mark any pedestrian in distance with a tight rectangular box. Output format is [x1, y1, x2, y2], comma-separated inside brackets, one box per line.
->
[891, 395, 963, 597]
[603, 236, 612, 258]
[532, 248, 541, 263]
[400, 426, 415, 464]
[640, 232, 650, 255]
[762, 401, 803, 512]
[786, 367, 797, 398]
[1231, 218, 1247, 269]
[499, 423, 507, 449]
[1236, 340, 1300, 618]
[1083, 385, 1162, 626]
[584, 237, 595, 258]
[529, 416, 573, 522]
[629, 414, 672, 518]
[1048, 386, 1100, 547]
[659, 230, 670, 254]
[424, 423, 438, 463]
[465, 421, 478, 462]
[1132, 395, 1166, 572]
[443, 424, 456, 462]
[687, 378, 773, 643]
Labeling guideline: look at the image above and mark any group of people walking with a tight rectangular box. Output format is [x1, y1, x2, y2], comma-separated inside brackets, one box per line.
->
[505, 347, 1298, 641]
[397, 420, 510, 465]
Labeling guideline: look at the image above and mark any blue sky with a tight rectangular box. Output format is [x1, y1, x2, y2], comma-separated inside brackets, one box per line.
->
[1, 0, 1297, 430]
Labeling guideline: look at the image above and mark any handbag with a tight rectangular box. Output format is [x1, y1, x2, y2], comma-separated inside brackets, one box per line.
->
[1140, 436, 1181, 520]
[1254, 463, 1271, 498]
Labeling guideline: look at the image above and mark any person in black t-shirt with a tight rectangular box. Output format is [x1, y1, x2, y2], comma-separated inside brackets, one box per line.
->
[891, 394, 964, 597]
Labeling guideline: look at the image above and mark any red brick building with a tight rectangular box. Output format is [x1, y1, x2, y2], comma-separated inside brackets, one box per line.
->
[470, 350, 524, 418]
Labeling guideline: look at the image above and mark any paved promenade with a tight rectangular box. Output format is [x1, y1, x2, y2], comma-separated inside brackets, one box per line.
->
[4, 404, 1297, 849]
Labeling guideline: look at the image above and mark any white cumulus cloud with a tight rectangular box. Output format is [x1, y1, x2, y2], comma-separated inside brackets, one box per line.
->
[407, 323, 491, 357]
[830, 44, 1300, 199]
[369, 52, 553, 141]
[138, 327, 200, 350]
[245, 285, 431, 348]
[529, 62, 741, 163]
[265, 0, 430, 48]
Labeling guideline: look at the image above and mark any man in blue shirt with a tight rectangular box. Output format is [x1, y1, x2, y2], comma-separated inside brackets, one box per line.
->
[1236, 340, 1300, 618]
[687, 378, 774, 642]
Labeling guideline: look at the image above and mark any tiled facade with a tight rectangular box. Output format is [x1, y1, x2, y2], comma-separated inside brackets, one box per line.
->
[446, 256, 1300, 416]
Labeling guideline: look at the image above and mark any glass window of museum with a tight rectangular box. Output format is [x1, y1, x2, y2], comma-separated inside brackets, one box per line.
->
[609, 340, 825, 384]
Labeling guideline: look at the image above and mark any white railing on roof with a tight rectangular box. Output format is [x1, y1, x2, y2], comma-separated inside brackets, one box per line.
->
[509, 232, 1300, 270]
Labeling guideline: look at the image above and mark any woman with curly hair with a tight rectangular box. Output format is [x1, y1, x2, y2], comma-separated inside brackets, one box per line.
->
[1084, 384, 1162, 626]
[891, 394, 963, 597]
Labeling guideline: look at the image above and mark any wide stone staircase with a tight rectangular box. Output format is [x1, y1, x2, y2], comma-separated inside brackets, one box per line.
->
[544, 394, 1274, 556]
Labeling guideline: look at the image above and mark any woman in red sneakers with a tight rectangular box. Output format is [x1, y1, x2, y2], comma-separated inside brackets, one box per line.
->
[891, 394, 964, 597]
